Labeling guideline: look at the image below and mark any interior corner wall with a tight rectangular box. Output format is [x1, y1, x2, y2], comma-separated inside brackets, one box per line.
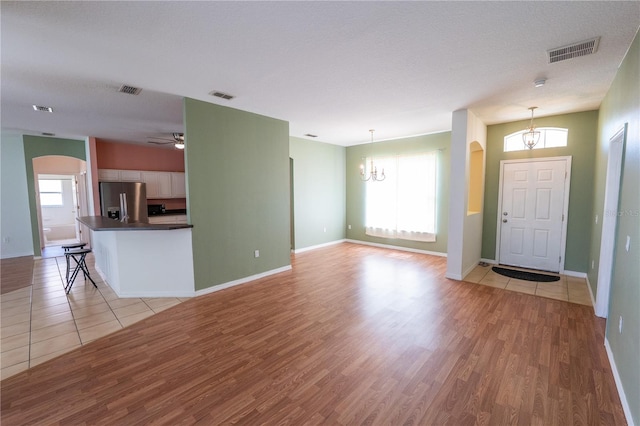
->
[184, 98, 291, 291]
[345, 132, 450, 254]
[289, 137, 346, 250]
[446, 109, 487, 280]
[87, 137, 100, 215]
[1, 131, 34, 258]
[23, 135, 87, 257]
[590, 29, 639, 425]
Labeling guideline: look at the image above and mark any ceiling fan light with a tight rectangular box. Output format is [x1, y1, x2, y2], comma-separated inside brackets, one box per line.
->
[174, 141, 185, 149]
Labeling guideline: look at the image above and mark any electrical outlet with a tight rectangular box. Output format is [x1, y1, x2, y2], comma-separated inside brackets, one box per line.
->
[348, 225, 351, 230]
[625, 236, 631, 252]
[323, 227, 326, 233]
[591, 260, 595, 269]
[254, 250, 260, 258]
[619, 315, 623, 334]
[595, 214, 598, 225]
[1, 237, 9, 243]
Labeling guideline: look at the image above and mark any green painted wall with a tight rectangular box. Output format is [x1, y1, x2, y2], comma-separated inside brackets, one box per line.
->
[345, 132, 450, 253]
[592, 30, 639, 424]
[23, 135, 86, 256]
[481, 111, 598, 272]
[184, 98, 291, 291]
[289, 137, 346, 250]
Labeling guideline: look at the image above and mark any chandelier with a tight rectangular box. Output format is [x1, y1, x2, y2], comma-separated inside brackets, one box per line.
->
[173, 133, 185, 150]
[522, 107, 540, 150]
[360, 129, 385, 182]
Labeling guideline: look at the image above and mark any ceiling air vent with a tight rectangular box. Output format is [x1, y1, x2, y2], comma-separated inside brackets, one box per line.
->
[33, 105, 53, 112]
[548, 37, 600, 63]
[42, 132, 56, 136]
[118, 84, 142, 95]
[209, 91, 235, 100]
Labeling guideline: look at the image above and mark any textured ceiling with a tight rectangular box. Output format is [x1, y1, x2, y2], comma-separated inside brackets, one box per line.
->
[1, 1, 639, 146]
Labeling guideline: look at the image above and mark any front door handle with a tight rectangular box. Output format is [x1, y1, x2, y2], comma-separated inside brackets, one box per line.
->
[503, 219, 508, 223]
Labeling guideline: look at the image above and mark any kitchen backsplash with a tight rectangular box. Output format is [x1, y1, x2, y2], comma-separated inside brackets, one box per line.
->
[148, 198, 187, 210]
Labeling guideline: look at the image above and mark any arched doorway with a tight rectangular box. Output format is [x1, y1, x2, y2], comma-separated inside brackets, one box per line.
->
[23, 136, 88, 257]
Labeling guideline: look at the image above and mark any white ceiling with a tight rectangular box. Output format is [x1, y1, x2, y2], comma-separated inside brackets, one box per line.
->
[1, 1, 639, 147]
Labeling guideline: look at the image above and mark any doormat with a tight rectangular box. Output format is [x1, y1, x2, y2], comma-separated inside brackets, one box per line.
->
[492, 266, 560, 282]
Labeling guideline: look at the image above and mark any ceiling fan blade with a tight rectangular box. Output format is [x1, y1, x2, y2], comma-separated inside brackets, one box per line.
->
[147, 140, 173, 145]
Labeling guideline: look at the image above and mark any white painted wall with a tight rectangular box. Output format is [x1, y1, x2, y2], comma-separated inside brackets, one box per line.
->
[0, 132, 34, 258]
[92, 228, 195, 297]
[446, 109, 487, 280]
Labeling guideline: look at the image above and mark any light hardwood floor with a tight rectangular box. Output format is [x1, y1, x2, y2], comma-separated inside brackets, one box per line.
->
[0, 243, 626, 424]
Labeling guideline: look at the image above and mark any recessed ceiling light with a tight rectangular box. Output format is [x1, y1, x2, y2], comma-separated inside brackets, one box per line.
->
[33, 105, 53, 112]
[534, 78, 546, 87]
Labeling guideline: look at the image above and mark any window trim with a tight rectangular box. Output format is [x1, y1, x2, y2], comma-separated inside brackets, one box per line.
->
[504, 127, 568, 152]
[38, 179, 64, 207]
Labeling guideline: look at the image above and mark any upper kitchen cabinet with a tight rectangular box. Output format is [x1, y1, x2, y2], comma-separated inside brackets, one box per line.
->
[170, 172, 186, 198]
[119, 170, 143, 181]
[142, 171, 172, 198]
[98, 169, 120, 181]
[98, 169, 185, 199]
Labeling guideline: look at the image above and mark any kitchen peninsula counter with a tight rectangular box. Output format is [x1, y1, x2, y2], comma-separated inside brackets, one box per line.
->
[78, 215, 192, 231]
[78, 216, 195, 298]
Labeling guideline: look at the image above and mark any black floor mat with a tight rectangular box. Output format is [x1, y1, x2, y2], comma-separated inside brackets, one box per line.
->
[492, 266, 560, 282]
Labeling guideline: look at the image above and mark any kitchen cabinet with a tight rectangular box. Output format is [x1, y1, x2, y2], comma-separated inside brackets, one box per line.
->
[148, 214, 187, 225]
[119, 170, 143, 181]
[98, 169, 185, 198]
[142, 172, 171, 198]
[170, 173, 186, 198]
[98, 169, 120, 181]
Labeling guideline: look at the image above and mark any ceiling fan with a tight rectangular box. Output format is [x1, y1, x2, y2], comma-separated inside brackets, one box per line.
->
[147, 133, 185, 149]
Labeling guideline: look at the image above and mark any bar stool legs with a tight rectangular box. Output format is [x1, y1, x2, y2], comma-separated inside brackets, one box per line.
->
[64, 249, 97, 294]
[62, 243, 87, 285]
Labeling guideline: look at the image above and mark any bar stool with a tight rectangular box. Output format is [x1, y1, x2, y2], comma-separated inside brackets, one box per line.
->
[62, 242, 87, 283]
[64, 248, 97, 294]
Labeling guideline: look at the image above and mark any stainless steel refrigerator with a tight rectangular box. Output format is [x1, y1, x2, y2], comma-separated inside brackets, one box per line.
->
[99, 181, 148, 223]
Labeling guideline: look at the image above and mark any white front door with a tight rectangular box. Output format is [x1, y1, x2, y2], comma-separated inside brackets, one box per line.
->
[499, 158, 569, 272]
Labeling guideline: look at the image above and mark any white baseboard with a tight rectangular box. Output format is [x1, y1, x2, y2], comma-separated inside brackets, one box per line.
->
[195, 265, 292, 297]
[1, 251, 35, 260]
[345, 239, 447, 257]
[604, 337, 635, 426]
[563, 270, 587, 278]
[585, 274, 597, 308]
[293, 239, 346, 254]
[445, 272, 462, 280]
[480, 258, 497, 265]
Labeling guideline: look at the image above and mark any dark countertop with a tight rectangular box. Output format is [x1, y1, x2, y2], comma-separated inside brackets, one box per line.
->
[78, 216, 193, 231]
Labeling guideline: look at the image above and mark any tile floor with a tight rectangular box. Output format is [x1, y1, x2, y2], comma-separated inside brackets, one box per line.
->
[1, 254, 190, 380]
[463, 264, 594, 306]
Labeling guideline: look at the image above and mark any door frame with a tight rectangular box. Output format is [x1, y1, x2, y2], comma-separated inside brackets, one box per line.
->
[594, 124, 627, 318]
[495, 156, 572, 272]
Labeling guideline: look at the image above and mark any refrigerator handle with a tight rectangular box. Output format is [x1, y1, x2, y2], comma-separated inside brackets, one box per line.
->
[120, 193, 129, 223]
